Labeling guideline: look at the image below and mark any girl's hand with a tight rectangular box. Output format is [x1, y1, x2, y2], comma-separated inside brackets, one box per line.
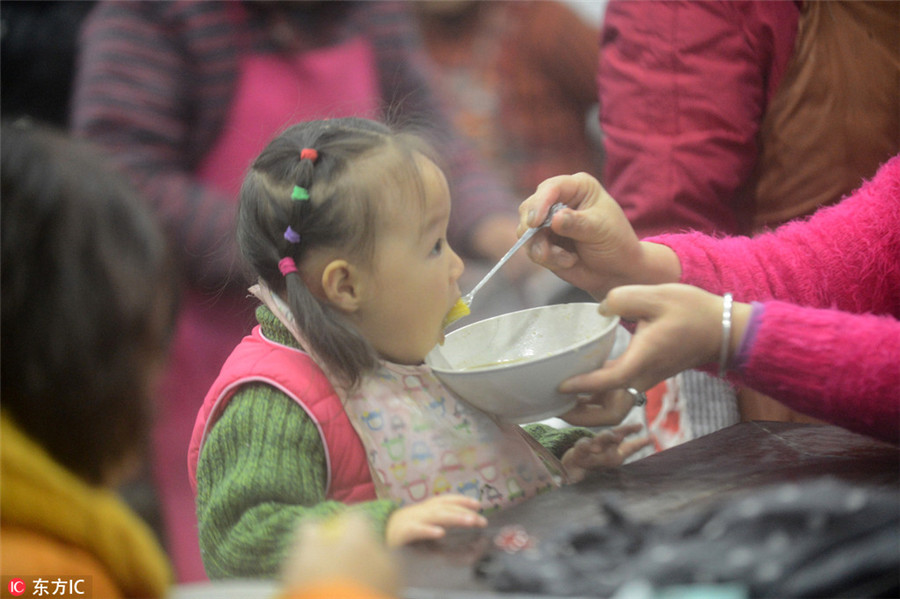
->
[518, 173, 678, 299]
[561, 423, 652, 483]
[385, 494, 487, 547]
[559, 283, 751, 397]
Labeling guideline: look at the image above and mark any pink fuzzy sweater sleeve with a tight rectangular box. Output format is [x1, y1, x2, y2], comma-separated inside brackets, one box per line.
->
[647, 156, 900, 443]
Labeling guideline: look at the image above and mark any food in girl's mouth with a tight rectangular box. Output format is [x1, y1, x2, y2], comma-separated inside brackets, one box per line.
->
[442, 298, 471, 329]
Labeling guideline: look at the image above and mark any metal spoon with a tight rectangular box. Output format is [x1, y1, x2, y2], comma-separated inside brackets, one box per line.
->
[461, 202, 565, 308]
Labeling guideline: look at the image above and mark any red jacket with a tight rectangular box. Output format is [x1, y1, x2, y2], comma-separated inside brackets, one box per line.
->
[599, 0, 800, 236]
[599, 1, 899, 237]
[188, 326, 375, 502]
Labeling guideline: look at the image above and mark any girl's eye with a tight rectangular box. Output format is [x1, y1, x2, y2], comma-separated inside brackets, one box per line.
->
[431, 238, 444, 255]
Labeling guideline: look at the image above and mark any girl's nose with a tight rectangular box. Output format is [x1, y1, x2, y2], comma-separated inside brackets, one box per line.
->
[449, 246, 465, 282]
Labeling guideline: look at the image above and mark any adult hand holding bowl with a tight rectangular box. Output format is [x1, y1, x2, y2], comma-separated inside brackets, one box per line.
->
[426, 303, 620, 424]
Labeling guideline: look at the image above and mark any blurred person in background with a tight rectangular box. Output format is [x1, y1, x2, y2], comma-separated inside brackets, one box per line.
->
[0, 0, 169, 547]
[414, 0, 603, 307]
[1, 120, 177, 598]
[414, 0, 603, 200]
[0, 1, 95, 126]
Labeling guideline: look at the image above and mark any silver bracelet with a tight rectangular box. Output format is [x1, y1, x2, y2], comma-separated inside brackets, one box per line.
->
[718, 293, 733, 378]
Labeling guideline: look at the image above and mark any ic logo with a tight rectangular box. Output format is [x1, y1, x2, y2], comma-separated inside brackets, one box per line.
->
[8, 578, 26, 596]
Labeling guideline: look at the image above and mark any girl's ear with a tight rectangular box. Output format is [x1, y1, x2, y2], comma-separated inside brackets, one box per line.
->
[321, 259, 364, 313]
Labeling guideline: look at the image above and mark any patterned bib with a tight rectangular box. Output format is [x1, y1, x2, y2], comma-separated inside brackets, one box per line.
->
[344, 362, 560, 512]
[250, 283, 562, 513]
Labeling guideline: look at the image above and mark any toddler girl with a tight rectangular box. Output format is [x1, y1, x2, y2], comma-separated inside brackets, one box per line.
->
[189, 118, 646, 578]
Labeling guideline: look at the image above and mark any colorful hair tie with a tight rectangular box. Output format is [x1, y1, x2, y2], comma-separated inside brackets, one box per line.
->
[291, 186, 310, 201]
[278, 256, 299, 277]
[284, 225, 301, 244]
[300, 148, 318, 162]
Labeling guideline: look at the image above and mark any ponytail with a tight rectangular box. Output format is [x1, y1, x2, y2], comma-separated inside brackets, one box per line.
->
[237, 118, 412, 386]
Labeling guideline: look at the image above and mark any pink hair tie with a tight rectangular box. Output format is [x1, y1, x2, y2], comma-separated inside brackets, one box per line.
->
[278, 256, 299, 277]
[300, 148, 318, 162]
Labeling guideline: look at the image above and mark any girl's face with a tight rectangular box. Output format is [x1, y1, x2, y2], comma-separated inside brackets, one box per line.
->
[352, 156, 465, 364]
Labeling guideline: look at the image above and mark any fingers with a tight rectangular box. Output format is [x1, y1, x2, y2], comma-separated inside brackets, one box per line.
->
[560, 401, 623, 427]
[560, 346, 664, 397]
[581, 425, 648, 458]
[600, 285, 663, 321]
[528, 207, 601, 268]
[425, 496, 487, 529]
[562, 421, 653, 481]
[435, 495, 486, 517]
[560, 389, 635, 427]
[548, 203, 606, 244]
[561, 286, 692, 394]
[527, 233, 579, 270]
[618, 436, 654, 459]
[567, 431, 624, 464]
[518, 183, 558, 232]
[571, 434, 611, 458]
[391, 522, 446, 545]
[520, 173, 598, 228]
[608, 422, 644, 438]
[519, 173, 605, 265]
[559, 361, 631, 395]
[563, 432, 627, 474]
[386, 495, 487, 547]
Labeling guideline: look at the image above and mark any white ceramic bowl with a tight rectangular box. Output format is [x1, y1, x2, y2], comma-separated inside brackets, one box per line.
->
[426, 303, 620, 423]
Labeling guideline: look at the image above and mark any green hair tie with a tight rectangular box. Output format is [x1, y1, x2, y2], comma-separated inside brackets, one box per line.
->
[291, 186, 310, 201]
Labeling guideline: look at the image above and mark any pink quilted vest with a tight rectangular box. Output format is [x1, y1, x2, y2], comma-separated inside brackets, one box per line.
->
[187, 326, 375, 502]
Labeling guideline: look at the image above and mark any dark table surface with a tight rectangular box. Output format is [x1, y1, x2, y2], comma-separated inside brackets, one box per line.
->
[399, 422, 900, 598]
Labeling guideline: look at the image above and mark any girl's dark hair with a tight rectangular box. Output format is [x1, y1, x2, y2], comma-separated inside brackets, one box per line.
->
[237, 117, 435, 387]
[1, 120, 180, 485]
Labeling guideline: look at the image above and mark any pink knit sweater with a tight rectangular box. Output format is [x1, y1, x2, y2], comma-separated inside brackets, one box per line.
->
[649, 156, 900, 444]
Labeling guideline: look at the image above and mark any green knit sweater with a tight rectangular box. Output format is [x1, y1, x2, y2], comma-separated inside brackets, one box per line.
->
[196, 306, 592, 579]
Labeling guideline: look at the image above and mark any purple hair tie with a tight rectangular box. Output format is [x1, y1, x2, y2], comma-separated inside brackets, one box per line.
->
[284, 225, 301, 244]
